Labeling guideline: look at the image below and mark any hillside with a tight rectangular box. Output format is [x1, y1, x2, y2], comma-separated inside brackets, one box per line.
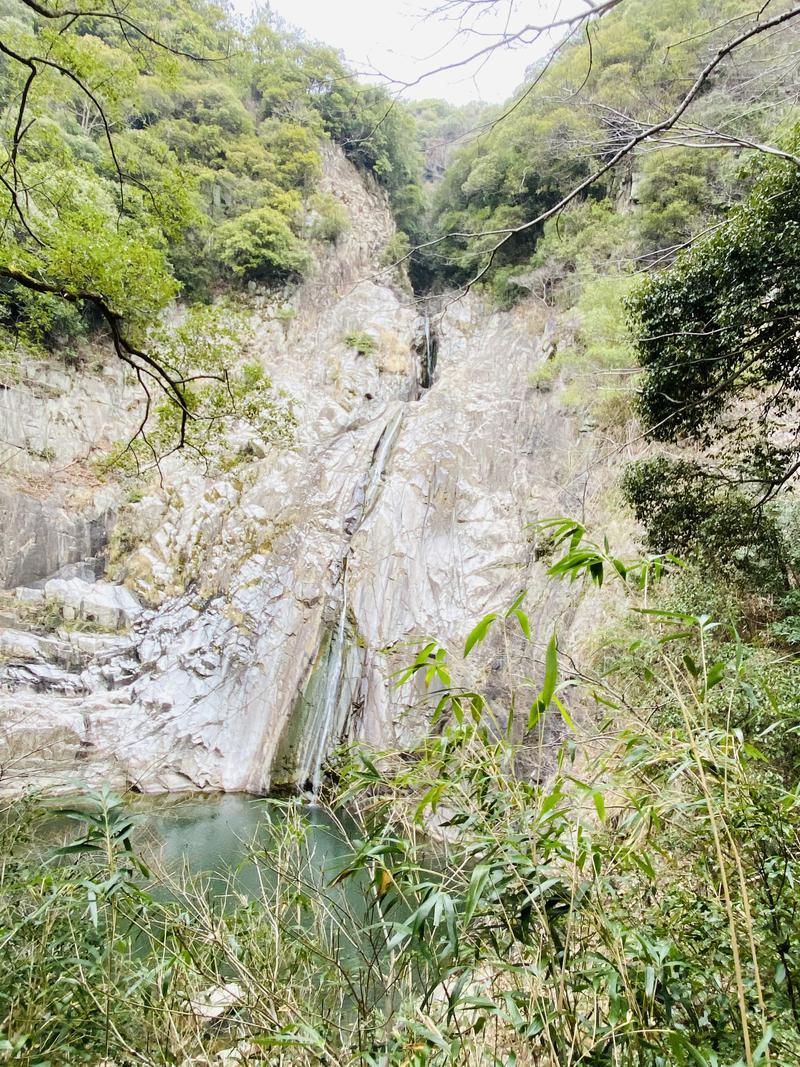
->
[1, 0, 800, 1063]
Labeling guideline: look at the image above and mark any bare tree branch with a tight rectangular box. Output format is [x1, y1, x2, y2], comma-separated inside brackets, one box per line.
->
[0, 264, 191, 443]
[417, 3, 800, 293]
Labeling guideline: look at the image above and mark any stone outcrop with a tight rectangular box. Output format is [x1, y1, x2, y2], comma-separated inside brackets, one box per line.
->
[0, 145, 598, 796]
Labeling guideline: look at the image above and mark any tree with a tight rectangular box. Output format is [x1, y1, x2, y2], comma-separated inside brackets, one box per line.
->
[0, 0, 230, 440]
[629, 134, 800, 489]
[623, 127, 800, 583]
[0, 0, 424, 459]
[418, 0, 800, 291]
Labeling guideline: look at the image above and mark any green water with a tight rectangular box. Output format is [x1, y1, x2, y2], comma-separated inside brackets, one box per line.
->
[134, 793, 353, 892]
[29, 792, 359, 905]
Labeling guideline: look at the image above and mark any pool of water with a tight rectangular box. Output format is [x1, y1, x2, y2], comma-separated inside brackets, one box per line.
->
[135, 793, 353, 892]
[25, 791, 360, 905]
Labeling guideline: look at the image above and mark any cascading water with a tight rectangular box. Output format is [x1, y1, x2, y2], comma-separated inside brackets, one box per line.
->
[363, 407, 404, 520]
[286, 568, 350, 799]
[309, 575, 348, 798]
[419, 307, 438, 390]
[307, 410, 403, 791]
[279, 406, 406, 797]
[424, 311, 433, 386]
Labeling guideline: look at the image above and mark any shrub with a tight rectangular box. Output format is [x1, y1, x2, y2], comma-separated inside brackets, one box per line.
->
[216, 204, 310, 280]
[622, 456, 789, 591]
[343, 330, 376, 355]
[308, 194, 349, 242]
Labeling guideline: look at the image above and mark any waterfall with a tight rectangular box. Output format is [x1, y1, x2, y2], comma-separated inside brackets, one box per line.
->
[343, 406, 404, 539]
[417, 307, 438, 391]
[424, 310, 433, 387]
[277, 408, 404, 796]
[363, 407, 404, 520]
[307, 410, 402, 792]
[309, 575, 348, 798]
[289, 568, 349, 800]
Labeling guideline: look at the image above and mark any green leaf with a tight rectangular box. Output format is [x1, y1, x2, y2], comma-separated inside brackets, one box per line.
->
[504, 590, 527, 616]
[705, 660, 726, 690]
[464, 863, 491, 925]
[683, 654, 700, 678]
[528, 633, 558, 730]
[510, 608, 531, 640]
[554, 695, 575, 731]
[464, 613, 498, 657]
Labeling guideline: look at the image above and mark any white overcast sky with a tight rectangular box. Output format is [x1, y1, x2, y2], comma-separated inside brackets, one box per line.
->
[236, 1, 578, 105]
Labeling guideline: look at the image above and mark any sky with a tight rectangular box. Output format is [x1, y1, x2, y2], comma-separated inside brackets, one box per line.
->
[237, 1, 575, 105]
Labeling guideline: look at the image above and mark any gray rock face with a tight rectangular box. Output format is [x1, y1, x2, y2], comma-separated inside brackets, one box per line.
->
[0, 487, 115, 589]
[0, 148, 594, 796]
[41, 578, 142, 630]
[0, 356, 132, 589]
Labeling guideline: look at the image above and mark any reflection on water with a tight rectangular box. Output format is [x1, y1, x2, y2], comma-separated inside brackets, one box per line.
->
[30, 793, 359, 905]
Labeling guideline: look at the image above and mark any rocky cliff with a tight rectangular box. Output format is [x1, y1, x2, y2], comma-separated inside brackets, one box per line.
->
[0, 145, 601, 796]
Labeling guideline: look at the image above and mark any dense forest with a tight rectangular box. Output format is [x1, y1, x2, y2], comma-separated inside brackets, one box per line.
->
[0, 0, 423, 457]
[2, 0, 800, 1063]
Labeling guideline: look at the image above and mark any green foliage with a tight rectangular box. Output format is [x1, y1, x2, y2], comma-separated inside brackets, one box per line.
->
[534, 516, 677, 592]
[768, 590, 800, 647]
[105, 306, 297, 471]
[332, 606, 800, 1064]
[625, 129, 800, 588]
[487, 265, 531, 310]
[320, 86, 424, 240]
[0, 788, 151, 1062]
[307, 193, 350, 243]
[343, 330, 376, 355]
[622, 458, 791, 590]
[635, 148, 728, 254]
[629, 129, 800, 457]
[380, 230, 411, 268]
[532, 200, 635, 305]
[216, 203, 309, 279]
[0, 0, 422, 432]
[423, 0, 795, 296]
[408, 97, 496, 183]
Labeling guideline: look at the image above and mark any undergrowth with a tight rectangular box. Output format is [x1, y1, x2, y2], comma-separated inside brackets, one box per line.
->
[1, 525, 799, 1066]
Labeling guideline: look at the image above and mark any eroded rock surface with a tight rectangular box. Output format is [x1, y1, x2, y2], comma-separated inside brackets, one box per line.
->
[0, 147, 596, 795]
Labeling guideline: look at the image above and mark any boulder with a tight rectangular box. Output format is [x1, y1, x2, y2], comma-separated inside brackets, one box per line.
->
[43, 578, 142, 630]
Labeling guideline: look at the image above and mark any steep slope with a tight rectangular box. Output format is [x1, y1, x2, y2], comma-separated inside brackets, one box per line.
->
[0, 146, 602, 795]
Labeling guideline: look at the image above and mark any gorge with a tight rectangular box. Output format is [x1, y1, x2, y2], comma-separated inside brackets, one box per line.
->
[3, 0, 800, 1061]
[0, 145, 599, 796]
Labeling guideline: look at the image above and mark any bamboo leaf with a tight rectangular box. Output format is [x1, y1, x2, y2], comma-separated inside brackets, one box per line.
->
[528, 633, 558, 729]
[464, 613, 497, 657]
